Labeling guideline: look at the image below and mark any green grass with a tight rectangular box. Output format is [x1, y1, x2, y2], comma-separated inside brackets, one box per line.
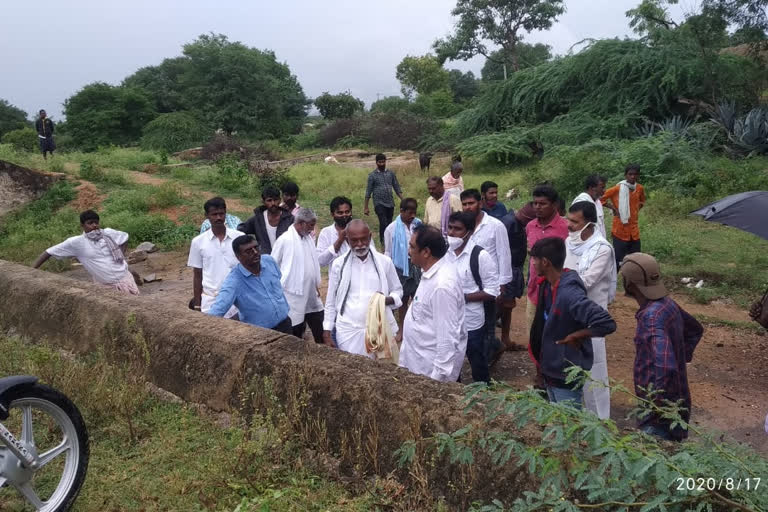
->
[0, 334, 385, 511]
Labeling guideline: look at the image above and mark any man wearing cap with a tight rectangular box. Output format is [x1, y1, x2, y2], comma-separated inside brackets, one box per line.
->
[364, 154, 404, 245]
[620, 253, 703, 441]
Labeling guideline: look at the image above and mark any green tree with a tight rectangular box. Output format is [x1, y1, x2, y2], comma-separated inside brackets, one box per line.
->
[123, 57, 189, 113]
[0, 99, 29, 138]
[180, 34, 308, 136]
[64, 83, 157, 151]
[140, 112, 211, 153]
[412, 89, 462, 118]
[480, 42, 552, 80]
[433, 0, 565, 78]
[1, 127, 37, 152]
[447, 70, 480, 102]
[703, 0, 768, 34]
[370, 96, 411, 114]
[313, 92, 365, 119]
[395, 54, 450, 98]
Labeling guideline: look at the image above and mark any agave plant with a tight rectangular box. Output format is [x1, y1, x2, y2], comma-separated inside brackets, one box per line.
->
[636, 115, 693, 138]
[711, 102, 768, 156]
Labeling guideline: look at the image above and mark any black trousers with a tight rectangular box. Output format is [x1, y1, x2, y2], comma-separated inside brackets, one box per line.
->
[374, 204, 394, 245]
[292, 310, 325, 343]
[613, 236, 641, 267]
[272, 317, 293, 335]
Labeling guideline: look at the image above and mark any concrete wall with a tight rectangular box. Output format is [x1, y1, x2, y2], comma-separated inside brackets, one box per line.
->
[0, 160, 63, 215]
[0, 260, 531, 505]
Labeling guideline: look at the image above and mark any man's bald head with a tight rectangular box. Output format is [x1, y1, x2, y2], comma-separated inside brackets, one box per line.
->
[346, 220, 372, 257]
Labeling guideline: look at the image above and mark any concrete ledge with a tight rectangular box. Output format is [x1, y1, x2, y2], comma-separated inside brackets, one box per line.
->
[0, 260, 531, 504]
[0, 160, 64, 215]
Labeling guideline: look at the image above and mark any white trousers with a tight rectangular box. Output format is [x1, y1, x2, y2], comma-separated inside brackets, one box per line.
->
[583, 337, 610, 420]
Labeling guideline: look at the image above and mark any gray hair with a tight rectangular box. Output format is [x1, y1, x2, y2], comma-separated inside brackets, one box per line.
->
[451, 161, 463, 172]
[346, 219, 370, 233]
[294, 207, 317, 224]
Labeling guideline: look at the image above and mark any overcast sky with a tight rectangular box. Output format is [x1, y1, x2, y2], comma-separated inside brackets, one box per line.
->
[1, 0, 690, 120]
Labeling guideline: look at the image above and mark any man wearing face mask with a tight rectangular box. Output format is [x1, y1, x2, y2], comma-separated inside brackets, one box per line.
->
[316, 196, 355, 267]
[323, 220, 403, 358]
[271, 208, 324, 342]
[564, 201, 616, 419]
[446, 212, 499, 383]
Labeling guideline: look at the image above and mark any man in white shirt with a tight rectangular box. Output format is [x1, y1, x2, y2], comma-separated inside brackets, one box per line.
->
[33, 209, 138, 295]
[399, 225, 467, 382]
[423, 177, 462, 234]
[459, 189, 513, 288]
[384, 198, 421, 338]
[571, 175, 607, 238]
[564, 201, 616, 419]
[446, 212, 500, 383]
[315, 196, 353, 268]
[323, 220, 403, 358]
[188, 197, 244, 317]
[272, 208, 324, 342]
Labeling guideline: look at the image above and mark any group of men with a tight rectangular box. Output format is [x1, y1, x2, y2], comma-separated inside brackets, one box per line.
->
[33, 155, 703, 442]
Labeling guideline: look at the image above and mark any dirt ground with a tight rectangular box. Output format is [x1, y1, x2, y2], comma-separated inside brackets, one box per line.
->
[59, 152, 768, 455]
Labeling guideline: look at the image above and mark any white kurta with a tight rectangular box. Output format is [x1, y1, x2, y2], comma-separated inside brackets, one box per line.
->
[564, 236, 615, 420]
[470, 212, 512, 285]
[572, 192, 606, 239]
[187, 227, 243, 318]
[324, 253, 403, 358]
[446, 240, 500, 331]
[316, 224, 349, 268]
[272, 228, 324, 326]
[399, 258, 467, 382]
[46, 228, 130, 285]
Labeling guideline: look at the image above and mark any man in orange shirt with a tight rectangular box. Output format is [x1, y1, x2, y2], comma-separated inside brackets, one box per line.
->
[600, 164, 646, 268]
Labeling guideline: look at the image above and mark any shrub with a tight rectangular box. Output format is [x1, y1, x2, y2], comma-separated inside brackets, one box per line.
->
[79, 159, 128, 186]
[286, 131, 322, 150]
[140, 112, 210, 153]
[370, 96, 411, 114]
[319, 118, 363, 147]
[248, 160, 295, 190]
[150, 182, 185, 209]
[362, 112, 438, 150]
[1, 127, 37, 153]
[215, 152, 252, 192]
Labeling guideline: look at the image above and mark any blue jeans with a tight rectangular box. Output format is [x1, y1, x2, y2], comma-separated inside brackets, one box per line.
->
[466, 327, 490, 383]
[546, 386, 583, 409]
[641, 424, 674, 441]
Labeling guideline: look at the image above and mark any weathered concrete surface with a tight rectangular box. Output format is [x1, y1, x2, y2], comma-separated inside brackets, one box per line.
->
[0, 260, 533, 505]
[0, 160, 64, 215]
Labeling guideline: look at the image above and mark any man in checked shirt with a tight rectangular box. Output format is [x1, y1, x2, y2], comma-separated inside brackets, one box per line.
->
[364, 154, 403, 246]
[620, 253, 704, 441]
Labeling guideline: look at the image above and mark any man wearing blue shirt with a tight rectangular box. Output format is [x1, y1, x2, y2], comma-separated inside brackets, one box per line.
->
[208, 235, 292, 333]
[481, 181, 508, 220]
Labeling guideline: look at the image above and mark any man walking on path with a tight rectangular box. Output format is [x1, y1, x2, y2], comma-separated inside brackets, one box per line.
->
[316, 196, 354, 268]
[442, 161, 464, 197]
[423, 176, 462, 235]
[446, 212, 499, 383]
[481, 181, 508, 220]
[620, 253, 703, 441]
[271, 208, 324, 342]
[323, 220, 403, 359]
[33, 210, 138, 295]
[35, 109, 55, 160]
[399, 225, 467, 382]
[384, 198, 422, 338]
[364, 154, 403, 245]
[188, 198, 244, 318]
[529, 237, 616, 407]
[208, 235, 292, 334]
[238, 186, 294, 254]
[564, 201, 616, 419]
[601, 165, 646, 267]
[525, 185, 569, 330]
[572, 175, 607, 238]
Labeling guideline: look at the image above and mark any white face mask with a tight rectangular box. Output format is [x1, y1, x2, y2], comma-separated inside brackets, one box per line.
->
[353, 247, 370, 258]
[447, 235, 466, 251]
[568, 222, 593, 244]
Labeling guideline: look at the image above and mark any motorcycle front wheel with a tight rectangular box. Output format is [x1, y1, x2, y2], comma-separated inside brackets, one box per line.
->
[0, 384, 89, 511]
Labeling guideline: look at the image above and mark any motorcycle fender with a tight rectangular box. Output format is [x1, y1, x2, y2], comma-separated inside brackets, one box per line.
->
[0, 376, 38, 420]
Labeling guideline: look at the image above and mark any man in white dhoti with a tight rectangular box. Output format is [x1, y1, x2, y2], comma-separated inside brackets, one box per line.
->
[323, 220, 403, 360]
[571, 174, 607, 238]
[399, 224, 467, 382]
[271, 208, 324, 342]
[564, 201, 616, 419]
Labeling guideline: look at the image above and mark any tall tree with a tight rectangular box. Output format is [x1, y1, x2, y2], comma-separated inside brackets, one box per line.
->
[447, 69, 480, 102]
[64, 83, 156, 151]
[0, 99, 29, 138]
[123, 57, 189, 113]
[314, 92, 365, 119]
[433, 0, 565, 79]
[703, 0, 768, 34]
[395, 54, 450, 98]
[481, 42, 551, 80]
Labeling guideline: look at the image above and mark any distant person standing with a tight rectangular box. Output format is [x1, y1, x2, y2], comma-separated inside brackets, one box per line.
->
[32, 210, 138, 295]
[620, 253, 703, 441]
[423, 176, 462, 235]
[572, 175, 607, 238]
[35, 109, 55, 160]
[601, 165, 646, 267]
[364, 154, 403, 245]
[442, 161, 465, 197]
[481, 181, 508, 220]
